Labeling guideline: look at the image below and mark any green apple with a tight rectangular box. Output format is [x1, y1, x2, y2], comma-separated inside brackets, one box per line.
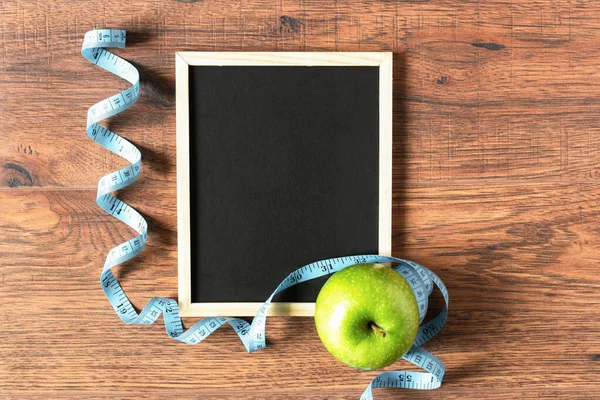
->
[314, 263, 420, 370]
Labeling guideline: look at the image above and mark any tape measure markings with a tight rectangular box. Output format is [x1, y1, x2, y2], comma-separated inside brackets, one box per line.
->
[83, 29, 449, 400]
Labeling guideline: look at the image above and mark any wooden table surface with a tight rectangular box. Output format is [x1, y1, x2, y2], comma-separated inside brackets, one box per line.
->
[1, 1, 599, 399]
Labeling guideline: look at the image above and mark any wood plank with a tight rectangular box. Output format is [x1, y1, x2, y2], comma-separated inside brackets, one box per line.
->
[2, 0, 600, 398]
[0, 184, 598, 397]
[3, 1, 600, 188]
[3, 389, 599, 400]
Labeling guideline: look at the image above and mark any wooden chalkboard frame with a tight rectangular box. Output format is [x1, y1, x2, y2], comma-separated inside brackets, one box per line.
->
[176, 52, 392, 317]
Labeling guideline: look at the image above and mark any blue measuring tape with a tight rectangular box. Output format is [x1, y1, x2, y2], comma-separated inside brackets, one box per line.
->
[82, 29, 449, 399]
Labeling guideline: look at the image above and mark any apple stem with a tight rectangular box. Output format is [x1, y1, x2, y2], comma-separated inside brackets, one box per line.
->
[369, 322, 386, 338]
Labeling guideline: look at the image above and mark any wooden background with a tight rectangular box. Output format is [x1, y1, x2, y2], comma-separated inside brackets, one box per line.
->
[1, 0, 599, 398]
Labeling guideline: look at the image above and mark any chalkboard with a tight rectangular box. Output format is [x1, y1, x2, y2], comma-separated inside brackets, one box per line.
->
[176, 53, 392, 316]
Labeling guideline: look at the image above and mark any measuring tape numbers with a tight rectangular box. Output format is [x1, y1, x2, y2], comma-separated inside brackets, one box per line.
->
[82, 28, 449, 399]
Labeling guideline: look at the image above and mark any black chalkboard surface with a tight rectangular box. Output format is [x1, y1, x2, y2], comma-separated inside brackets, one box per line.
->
[176, 53, 392, 316]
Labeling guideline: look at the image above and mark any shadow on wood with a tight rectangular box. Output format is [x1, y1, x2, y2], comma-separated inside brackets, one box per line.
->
[392, 52, 408, 255]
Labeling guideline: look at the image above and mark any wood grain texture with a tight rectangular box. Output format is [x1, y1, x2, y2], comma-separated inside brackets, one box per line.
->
[0, 0, 599, 399]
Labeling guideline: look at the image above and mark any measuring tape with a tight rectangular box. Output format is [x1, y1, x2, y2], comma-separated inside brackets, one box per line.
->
[82, 29, 449, 399]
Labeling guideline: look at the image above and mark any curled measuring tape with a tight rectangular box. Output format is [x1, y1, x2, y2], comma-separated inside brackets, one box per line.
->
[82, 28, 449, 399]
